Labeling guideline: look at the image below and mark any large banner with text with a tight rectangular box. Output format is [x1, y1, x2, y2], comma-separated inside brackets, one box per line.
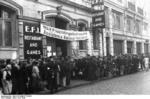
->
[40, 24, 89, 41]
[24, 22, 43, 59]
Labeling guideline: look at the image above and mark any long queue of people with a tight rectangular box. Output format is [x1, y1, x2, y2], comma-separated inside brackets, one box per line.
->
[0, 54, 149, 95]
[73, 54, 148, 81]
[0, 56, 74, 94]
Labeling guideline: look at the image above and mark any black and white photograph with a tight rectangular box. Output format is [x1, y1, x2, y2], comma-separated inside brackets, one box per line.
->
[1, 0, 150, 96]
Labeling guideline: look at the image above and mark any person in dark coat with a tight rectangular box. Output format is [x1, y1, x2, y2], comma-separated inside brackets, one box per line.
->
[25, 59, 33, 94]
[46, 57, 58, 94]
[65, 57, 74, 86]
[18, 61, 28, 94]
[11, 60, 20, 94]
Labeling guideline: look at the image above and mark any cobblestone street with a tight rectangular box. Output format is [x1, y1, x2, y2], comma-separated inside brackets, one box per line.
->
[56, 71, 150, 95]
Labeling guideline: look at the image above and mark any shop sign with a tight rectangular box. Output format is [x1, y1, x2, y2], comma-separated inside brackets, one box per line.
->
[23, 22, 43, 59]
[92, 10, 105, 28]
[40, 24, 89, 41]
[92, 0, 105, 29]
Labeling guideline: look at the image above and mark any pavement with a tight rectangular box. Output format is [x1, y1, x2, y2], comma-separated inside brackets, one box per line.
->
[56, 71, 150, 95]
[36, 80, 91, 94]
[37, 71, 141, 94]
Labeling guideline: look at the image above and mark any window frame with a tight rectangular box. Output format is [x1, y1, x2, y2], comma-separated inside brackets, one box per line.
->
[0, 6, 14, 47]
[112, 11, 122, 30]
[78, 22, 87, 50]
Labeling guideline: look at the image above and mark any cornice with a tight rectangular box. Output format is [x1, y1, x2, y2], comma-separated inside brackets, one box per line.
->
[55, 0, 93, 12]
[0, 0, 23, 15]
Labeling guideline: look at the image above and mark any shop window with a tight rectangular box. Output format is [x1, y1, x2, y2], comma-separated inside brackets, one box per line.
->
[0, 6, 15, 47]
[114, 40, 123, 56]
[127, 42, 133, 54]
[78, 23, 87, 50]
[144, 43, 149, 54]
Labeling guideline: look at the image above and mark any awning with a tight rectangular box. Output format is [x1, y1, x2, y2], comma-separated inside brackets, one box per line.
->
[40, 24, 90, 41]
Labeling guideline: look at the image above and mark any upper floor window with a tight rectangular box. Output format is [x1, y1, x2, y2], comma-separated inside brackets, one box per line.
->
[126, 16, 134, 32]
[135, 20, 141, 34]
[117, 0, 122, 3]
[144, 22, 148, 31]
[112, 11, 122, 30]
[127, 18, 131, 32]
[128, 2, 136, 11]
[137, 7, 143, 15]
[78, 23, 87, 50]
[0, 6, 15, 47]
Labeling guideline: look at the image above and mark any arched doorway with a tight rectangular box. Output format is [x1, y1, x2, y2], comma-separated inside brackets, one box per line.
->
[45, 16, 70, 57]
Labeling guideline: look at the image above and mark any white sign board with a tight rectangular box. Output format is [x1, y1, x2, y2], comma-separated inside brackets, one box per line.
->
[40, 24, 90, 41]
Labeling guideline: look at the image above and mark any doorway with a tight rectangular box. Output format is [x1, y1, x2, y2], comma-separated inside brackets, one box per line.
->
[46, 16, 70, 57]
[55, 17, 69, 57]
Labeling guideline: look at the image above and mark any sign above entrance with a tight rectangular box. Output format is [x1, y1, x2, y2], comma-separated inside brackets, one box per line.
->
[40, 24, 90, 41]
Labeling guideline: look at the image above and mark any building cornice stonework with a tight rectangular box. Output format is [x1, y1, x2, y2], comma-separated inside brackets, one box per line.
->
[0, 0, 23, 15]
[55, 0, 93, 12]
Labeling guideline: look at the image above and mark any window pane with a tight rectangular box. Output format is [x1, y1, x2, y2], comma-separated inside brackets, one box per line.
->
[4, 21, 12, 46]
[79, 40, 87, 50]
[3, 10, 11, 19]
[0, 21, 2, 46]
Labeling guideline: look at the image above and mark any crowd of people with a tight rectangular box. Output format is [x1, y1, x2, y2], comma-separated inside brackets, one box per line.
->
[0, 54, 149, 95]
[74, 54, 148, 81]
[0, 56, 75, 94]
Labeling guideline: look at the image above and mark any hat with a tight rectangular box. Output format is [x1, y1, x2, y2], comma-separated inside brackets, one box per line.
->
[6, 64, 12, 70]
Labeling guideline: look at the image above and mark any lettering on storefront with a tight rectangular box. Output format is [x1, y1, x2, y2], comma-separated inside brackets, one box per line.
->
[92, 0, 105, 29]
[23, 22, 43, 59]
[40, 24, 90, 41]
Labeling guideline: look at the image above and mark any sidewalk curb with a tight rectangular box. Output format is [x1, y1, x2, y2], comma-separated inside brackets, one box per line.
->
[57, 71, 145, 93]
[37, 71, 145, 94]
[37, 77, 115, 94]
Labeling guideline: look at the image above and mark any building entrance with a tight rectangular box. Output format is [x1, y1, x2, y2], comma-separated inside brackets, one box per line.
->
[46, 16, 70, 57]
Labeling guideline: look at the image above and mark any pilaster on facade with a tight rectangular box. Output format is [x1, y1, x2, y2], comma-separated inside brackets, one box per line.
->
[109, 35, 114, 56]
[41, 20, 49, 58]
[103, 29, 107, 56]
[40, 20, 48, 58]
[87, 31, 92, 56]
[18, 21, 24, 60]
[108, 7, 114, 56]
[123, 40, 127, 54]
[149, 43, 150, 54]
[133, 41, 137, 54]
[141, 42, 144, 54]
[99, 32, 103, 56]
[87, 27, 94, 52]
[108, 7, 112, 30]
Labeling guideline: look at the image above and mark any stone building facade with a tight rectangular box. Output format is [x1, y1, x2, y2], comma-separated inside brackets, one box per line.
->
[0, 0, 149, 60]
